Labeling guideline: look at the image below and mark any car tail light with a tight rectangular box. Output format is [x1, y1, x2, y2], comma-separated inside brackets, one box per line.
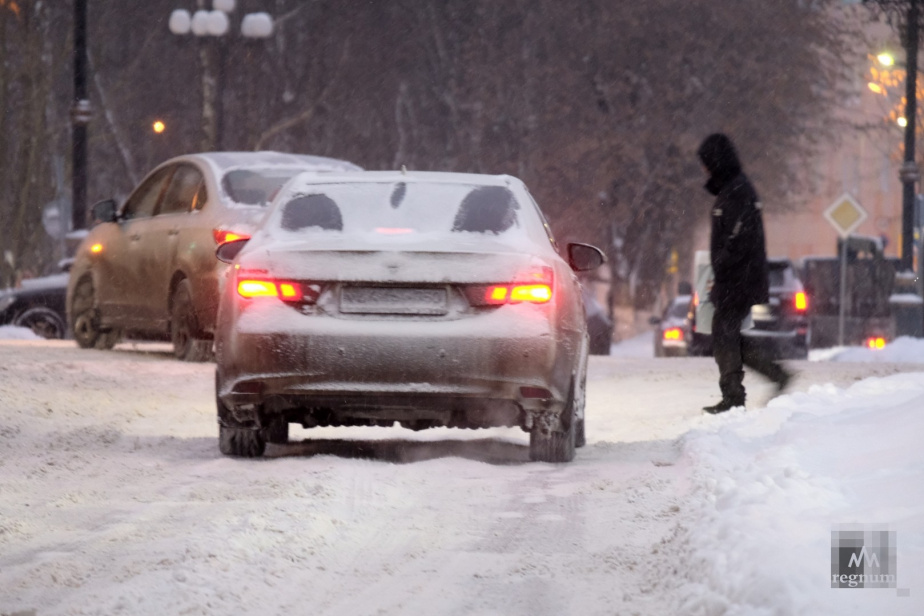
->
[663, 327, 684, 341]
[794, 291, 808, 312]
[865, 336, 886, 350]
[213, 229, 251, 245]
[236, 277, 321, 304]
[466, 268, 553, 307]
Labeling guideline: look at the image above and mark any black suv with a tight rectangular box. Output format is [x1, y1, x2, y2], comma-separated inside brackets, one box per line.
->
[689, 258, 810, 359]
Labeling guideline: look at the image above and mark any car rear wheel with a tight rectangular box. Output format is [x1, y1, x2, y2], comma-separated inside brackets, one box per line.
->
[219, 424, 266, 457]
[71, 277, 121, 350]
[529, 377, 579, 463]
[170, 280, 212, 362]
[262, 415, 289, 444]
[15, 306, 66, 339]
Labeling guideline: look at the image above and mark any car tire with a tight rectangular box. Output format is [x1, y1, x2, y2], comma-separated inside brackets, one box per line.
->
[529, 377, 578, 463]
[170, 280, 212, 362]
[218, 424, 266, 457]
[15, 306, 66, 339]
[262, 414, 289, 444]
[574, 418, 586, 448]
[71, 277, 121, 350]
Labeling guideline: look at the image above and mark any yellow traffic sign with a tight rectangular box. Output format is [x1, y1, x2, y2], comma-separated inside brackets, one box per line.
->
[824, 193, 867, 238]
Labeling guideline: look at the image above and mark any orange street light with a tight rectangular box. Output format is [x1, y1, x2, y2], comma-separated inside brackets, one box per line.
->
[152, 120, 166, 134]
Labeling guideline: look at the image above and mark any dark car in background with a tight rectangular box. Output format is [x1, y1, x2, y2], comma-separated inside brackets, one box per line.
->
[66, 151, 361, 360]
[650, 294, 692, 357]
[689, 257, 810, 359]
[0, 264, 70, 339]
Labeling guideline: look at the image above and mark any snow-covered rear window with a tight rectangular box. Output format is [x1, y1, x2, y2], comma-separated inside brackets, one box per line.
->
[273, 182, 526, 240]
[221, 168, 305, 206]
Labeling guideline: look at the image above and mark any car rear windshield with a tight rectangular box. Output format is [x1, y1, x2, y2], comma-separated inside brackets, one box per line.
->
[768, 262, 792, 288]
[667, 298, 690, 319]
[222, 168, 305, 206]
[270, 182, 529, 244]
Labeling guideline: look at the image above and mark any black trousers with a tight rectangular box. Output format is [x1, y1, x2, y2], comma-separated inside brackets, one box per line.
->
[712, 301, 787, 404]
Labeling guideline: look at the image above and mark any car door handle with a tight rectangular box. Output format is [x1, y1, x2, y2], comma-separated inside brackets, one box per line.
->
[129, 234, 141, 241]
[168, 229, 180, 236]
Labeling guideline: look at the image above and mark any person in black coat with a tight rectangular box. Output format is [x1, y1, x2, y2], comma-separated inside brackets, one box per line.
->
[697, 133, 792, 413]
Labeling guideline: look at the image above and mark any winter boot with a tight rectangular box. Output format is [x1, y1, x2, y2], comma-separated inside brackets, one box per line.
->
[702, 398, 745, 414]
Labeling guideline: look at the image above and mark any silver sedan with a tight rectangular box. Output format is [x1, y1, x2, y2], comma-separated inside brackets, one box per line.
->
[214, 171, 605, 462]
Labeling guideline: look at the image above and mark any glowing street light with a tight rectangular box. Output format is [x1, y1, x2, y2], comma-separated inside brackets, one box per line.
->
[877, 52, 896, 67]
[898, 116, 909, 128]
[152, 120, 166, 134]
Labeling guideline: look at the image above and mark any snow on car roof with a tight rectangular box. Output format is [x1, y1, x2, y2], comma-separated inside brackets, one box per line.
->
[281, 169, 519, 189]
[193, 151, 362, 172]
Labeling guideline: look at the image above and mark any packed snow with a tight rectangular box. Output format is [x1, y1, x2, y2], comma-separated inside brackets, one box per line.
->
[1, 336, 923, 615]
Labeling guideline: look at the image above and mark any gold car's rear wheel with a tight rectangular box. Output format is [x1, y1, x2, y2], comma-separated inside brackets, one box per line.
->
[71, 277, 120, 350]
[170, 280, 212, 362]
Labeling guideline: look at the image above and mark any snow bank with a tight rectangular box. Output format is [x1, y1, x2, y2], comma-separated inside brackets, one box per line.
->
[674, 372, 924, 615]
[0, 325, 40, 340]
[813, 336, 924, 364]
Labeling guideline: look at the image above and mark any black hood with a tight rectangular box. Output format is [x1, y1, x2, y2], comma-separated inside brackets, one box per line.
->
[698, 133, 742, 195]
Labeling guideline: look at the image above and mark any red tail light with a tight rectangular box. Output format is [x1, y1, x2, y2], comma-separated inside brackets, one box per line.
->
[467, 268, 553, 307]
[794, 291, 808, 312]
[213, 229, 251, 245]
[237, 278, 321, 303]
[865, 336, 886, 350]
[663, 327, 684, 341]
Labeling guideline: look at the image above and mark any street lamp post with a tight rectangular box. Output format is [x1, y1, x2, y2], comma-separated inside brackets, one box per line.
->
[900, 0, 920, 273]
[168, 1, 274, 152]
[71, 0, 91, 231]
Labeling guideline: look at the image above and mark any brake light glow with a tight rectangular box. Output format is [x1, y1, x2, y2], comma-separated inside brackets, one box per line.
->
[865, 336, 886, 350]
[213, 229, 251, 245]
[794, 291, 808, 311]
[663, 327, 684, 341]
[236, 277, 321, 304]
[238, 280, 280, 298]
[468, 267, 553, 307]
[486, 286, 509, 303]
[511, 284, 552, 303]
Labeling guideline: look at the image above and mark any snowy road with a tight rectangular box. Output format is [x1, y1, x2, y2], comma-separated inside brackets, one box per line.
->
[1, 339, 923, 615]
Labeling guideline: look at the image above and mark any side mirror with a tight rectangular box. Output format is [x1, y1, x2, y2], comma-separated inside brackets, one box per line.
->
[91, 199, 118, 224]
[216, 238, 249, 264]
[567, 243, 606, 272]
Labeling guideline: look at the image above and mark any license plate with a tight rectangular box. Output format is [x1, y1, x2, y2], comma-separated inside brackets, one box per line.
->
[340, 286, 448, 315]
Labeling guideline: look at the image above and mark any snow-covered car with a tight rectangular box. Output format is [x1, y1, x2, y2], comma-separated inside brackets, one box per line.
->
[66, 151, 361, 360]
[213, 170, 606, 462]
[0, 272, 70, 339]
[650, 294, 692, 357]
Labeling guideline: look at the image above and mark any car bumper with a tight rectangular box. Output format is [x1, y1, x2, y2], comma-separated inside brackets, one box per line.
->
[217, 302, 578, 418]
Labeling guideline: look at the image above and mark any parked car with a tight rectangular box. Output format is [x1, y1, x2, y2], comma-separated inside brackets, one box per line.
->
[0, 269, 70, 339]
[66, 151, 361, 360]
[650, 294, 692, 357]
[213, 170, 606, 462]
[689, 253, 810, 359]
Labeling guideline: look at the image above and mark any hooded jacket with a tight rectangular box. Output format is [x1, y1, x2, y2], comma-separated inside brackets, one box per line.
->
[697, 133, 769, 309]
